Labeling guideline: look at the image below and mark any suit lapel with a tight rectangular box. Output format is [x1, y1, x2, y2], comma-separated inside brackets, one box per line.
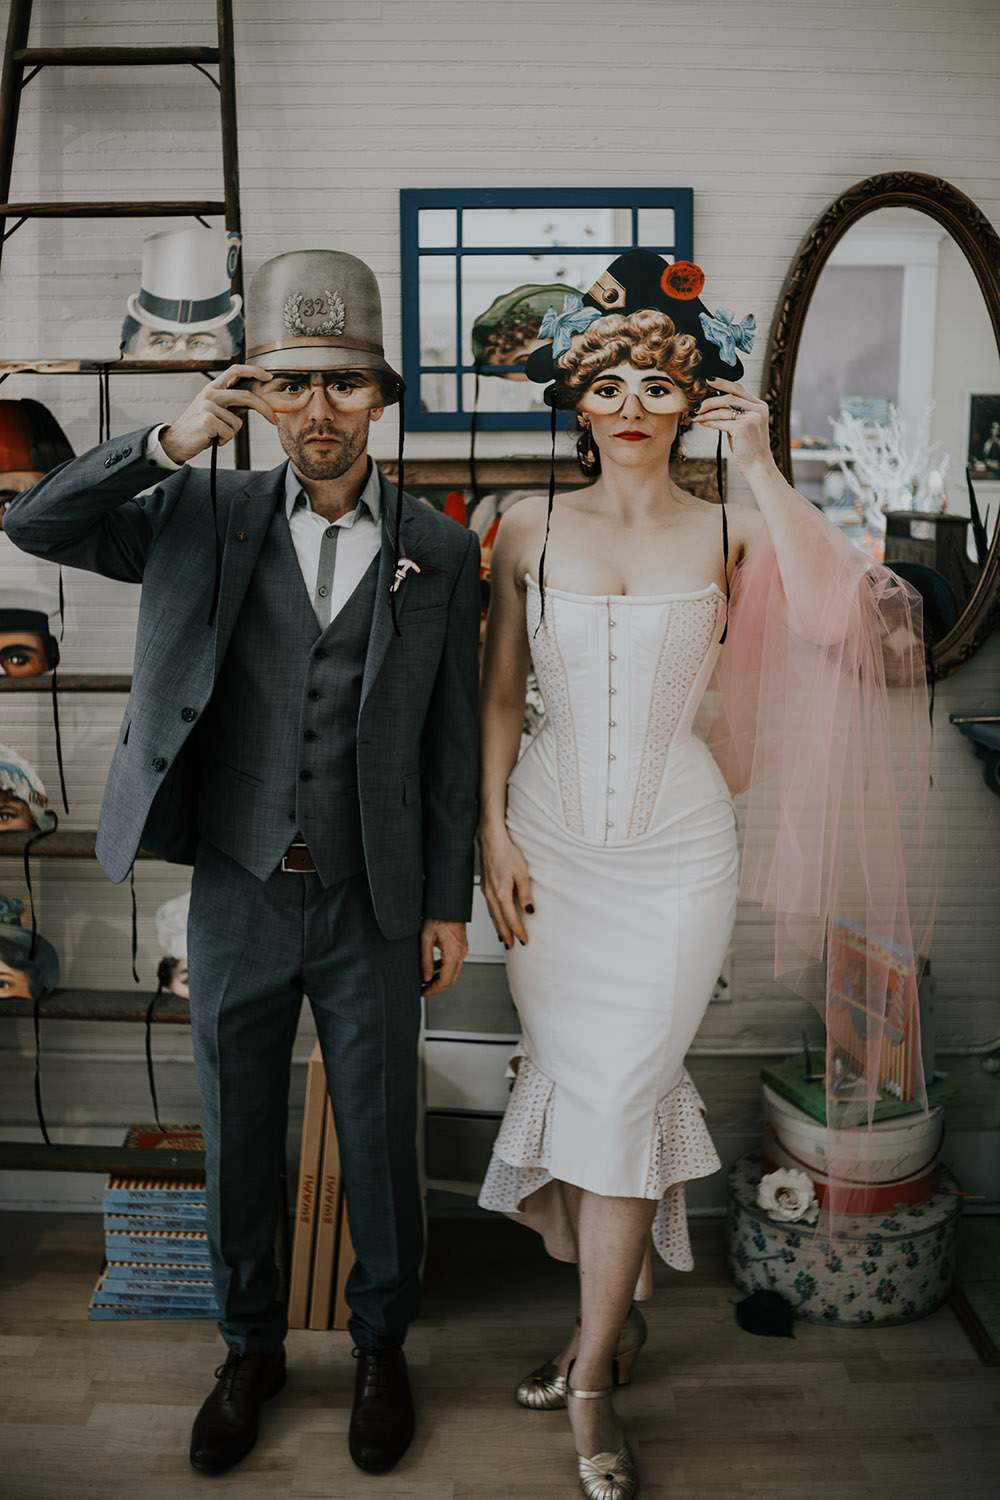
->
[212, 462, 287, 675]
[360, 469, 447, 707]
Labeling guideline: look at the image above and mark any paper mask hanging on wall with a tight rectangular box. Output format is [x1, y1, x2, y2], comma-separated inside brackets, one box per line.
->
[155, 890, 190, 999]
[0, 745, 57, 833]
[121, 226, 244, 360]
[472, 283, 579, 378]
[0, 587, 60, 679]
[0, 399, 74, 526]
[0, 893, 59, 1001]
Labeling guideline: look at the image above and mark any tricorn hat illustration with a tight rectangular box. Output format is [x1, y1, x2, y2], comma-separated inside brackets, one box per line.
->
[523, 248, 755, 394]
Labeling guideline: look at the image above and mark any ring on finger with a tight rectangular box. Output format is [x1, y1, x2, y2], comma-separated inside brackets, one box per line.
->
[727, 404, 745, 416]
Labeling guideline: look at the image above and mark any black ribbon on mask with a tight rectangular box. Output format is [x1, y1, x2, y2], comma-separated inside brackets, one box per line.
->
[23, 816, 58, 1145]
[534, 400, 559, 633]
[716, 431, 730, 645]
[468, 359, 483, 512]
[144, 980, 166, 1134]
[207, 437, 223, 627]
[390, 391, 407, 638]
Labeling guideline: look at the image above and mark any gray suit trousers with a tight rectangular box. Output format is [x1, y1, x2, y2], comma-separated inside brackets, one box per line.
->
[187, 840, 423, 1355]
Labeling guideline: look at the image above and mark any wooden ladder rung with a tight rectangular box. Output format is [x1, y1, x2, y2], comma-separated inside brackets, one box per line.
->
[13, 46, 221, 66]
[0, 200, 226, 217]
[0, 359, 229, 374]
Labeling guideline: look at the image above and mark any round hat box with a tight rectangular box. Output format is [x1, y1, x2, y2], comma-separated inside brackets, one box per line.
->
[762, 1083, 944, 1213]
[727, 1149, 960, 1327]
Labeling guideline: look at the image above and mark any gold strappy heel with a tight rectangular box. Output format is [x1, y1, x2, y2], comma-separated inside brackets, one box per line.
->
[516, 1305, 647, 1410]
[566, 1366, 639, 1500]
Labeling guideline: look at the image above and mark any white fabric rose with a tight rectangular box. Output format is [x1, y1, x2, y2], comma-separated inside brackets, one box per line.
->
[756, 1168, 818, 1224]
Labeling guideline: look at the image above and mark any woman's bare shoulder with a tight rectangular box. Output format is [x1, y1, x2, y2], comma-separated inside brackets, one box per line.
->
[494, 492, 552, 547]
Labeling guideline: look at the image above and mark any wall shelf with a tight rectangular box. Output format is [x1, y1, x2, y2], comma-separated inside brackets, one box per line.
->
[0, 830, 157, 859]
[0, 675, 131, 693]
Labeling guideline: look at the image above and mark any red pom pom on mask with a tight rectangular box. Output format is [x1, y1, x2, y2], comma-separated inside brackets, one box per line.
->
[660, 262, 705, 301]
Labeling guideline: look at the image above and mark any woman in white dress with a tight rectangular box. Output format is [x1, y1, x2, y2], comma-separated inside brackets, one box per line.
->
[477, 250, 932, 1500]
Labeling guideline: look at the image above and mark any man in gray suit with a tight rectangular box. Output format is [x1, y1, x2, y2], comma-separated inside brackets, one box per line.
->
[4, 250, 480, 1476]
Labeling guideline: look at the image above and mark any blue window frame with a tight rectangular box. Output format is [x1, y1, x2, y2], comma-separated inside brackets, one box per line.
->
[400, 188, 693, 432]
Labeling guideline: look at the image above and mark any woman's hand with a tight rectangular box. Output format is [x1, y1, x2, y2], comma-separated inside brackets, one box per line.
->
[690, 377, 775, 480]
[480, 825, 534, 949]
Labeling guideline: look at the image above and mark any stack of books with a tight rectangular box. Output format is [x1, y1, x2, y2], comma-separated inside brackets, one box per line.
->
[88, 1124, 219, 1321]
[287, 1043, 356, 1331]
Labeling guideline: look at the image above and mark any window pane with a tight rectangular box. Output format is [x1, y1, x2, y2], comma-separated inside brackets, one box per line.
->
[462, 253, 616, 367]
[462, 206, 632, 249]
[419, 208, 457, 247]
[638, 207, 676, 245]
[420, 372, 457, 413]
[462, 370, 551, 415]
[420, 255, 456, 365]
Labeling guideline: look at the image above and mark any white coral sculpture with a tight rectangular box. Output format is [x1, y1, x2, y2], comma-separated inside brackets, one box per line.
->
[831, 402, 951, 532]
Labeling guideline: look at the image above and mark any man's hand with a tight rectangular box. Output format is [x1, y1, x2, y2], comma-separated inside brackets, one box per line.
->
[159, 365, 279, 465]
[420, 919, 468, 996]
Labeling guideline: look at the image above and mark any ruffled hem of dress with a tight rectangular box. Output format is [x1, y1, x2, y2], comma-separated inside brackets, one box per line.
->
[477, 1044, 722, 1273]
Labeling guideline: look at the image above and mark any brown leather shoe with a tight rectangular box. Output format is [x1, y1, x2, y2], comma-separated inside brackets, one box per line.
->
[189, 1347, 286, 1473]
[348, 1346, 415, 1473]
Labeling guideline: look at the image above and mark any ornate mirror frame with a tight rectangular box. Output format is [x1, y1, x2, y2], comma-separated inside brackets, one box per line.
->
[763, 171, 1000, 678]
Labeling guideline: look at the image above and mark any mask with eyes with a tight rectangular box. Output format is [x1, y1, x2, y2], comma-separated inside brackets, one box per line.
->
[0, 587, 60, 678]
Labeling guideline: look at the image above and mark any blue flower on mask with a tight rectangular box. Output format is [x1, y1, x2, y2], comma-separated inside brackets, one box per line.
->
[538, 293, 604, 359]
[699, 308, 756, 366]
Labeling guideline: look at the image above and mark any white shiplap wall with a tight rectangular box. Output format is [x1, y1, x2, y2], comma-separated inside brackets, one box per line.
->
[1, 0, 999, 1206]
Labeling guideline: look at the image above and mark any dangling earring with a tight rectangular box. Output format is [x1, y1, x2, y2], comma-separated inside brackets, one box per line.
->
[579, 420, 598, 475]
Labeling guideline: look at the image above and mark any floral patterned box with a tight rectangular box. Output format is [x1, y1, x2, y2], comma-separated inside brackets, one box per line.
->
[726, 1149, 960, 1327]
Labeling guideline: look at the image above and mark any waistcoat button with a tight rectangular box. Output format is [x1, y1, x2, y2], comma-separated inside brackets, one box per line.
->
[300, 769, 313, 782]
[236, 530, 248, 542]
[151, 756, 166, 772]
[307, 689, 320, 701]
[181, 706, 196, 722]
[314, 648, 327, 660]
[303, 729, 317, 742]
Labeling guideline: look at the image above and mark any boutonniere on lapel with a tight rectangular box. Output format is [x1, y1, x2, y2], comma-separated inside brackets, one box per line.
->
[391, 556, 421, 594]
[388, 539, 421, 636]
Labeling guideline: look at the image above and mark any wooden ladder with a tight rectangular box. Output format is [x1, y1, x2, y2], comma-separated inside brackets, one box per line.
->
[0, 0, 249, 465]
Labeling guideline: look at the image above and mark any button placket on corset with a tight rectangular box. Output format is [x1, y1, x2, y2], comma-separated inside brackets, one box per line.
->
[605, 604, 619, 841]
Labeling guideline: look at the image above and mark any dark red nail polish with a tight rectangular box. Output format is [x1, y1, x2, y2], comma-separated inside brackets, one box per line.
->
[525, 904, 535, 914]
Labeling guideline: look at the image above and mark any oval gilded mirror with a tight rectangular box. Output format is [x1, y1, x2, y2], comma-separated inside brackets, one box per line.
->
[764, 172, 1000, 677]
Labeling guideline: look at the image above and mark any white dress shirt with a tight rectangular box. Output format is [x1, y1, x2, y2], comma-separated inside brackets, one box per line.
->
[145, 427, 383, 629]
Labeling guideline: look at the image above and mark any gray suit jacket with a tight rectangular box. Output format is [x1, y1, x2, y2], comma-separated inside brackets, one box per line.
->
[4, 429, 481, 940]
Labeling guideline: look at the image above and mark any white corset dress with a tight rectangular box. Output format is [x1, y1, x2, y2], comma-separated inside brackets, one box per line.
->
[478, 578, 739, 1277]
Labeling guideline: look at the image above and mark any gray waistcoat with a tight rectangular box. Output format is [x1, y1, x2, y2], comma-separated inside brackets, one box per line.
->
[196, 499, 379, 885]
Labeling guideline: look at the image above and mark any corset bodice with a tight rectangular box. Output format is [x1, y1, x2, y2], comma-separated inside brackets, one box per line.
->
[511, 576, 729, 844]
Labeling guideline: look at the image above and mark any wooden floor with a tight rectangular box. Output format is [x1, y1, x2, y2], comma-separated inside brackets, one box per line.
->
[1, 1212, 998, 1500]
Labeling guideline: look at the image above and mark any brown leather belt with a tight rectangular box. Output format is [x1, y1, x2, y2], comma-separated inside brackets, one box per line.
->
[281, 841, 317, 874]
